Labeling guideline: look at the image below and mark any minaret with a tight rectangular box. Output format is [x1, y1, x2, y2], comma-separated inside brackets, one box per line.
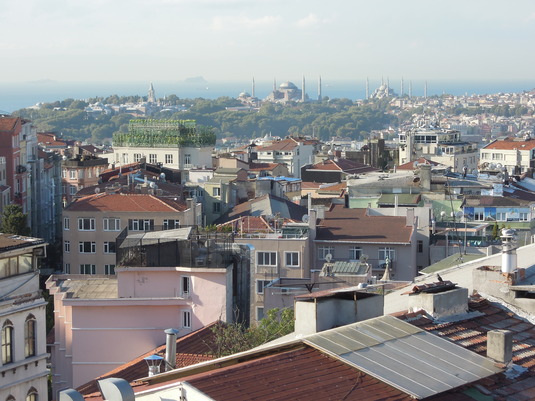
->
[401, 77, 404, 97]
[252, 77, 255, 98]
[318, 76, 322, 102]
[148, 82, 156, 103]
[387, 77, 390, 94]
[409, 81, 412, 98]
[366, 77, 369, 100]
[424, 81, 428, 99]
[302, 75, 306, 102]
[273, 78, 277, 91]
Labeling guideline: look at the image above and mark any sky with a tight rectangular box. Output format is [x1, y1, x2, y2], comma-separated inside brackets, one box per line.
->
[2, 0, 535, 83]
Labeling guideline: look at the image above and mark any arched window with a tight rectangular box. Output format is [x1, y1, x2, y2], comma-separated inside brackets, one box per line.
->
[1, 320, 13, 364]
[25, 315, 36, 358]
[26, 387, 38, 401]
[6, 395, 15, 401]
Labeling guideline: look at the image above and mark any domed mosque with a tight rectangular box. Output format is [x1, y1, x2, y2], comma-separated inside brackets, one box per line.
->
[369, 77, 397, 99]
[265, 77, 308, 103]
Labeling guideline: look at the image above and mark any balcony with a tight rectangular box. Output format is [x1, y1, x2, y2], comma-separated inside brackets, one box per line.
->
[16, 165, 27, 174]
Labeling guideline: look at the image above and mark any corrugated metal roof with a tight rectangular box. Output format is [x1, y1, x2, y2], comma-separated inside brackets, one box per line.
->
[304, 315, 502, 400]
[331, 261, 368, 275]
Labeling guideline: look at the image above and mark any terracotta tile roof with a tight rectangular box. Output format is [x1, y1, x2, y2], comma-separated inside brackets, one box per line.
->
[217, 216, 272, 233]
[0, 117, 19, 131]
[256, 138, 300, 152]
[145, 347, 414, 401]
[397, 157, 440, 170]
[64, 193, 187, 213]
[316, 204, 412, 244]
[301, 181, 322, 189]
[248, 162, 283, 171]
[309, 158, 378, 174]
[396, 294, 535, 399]
[37, 132, 67, 147]
[78, 322, 220, 397]
[483, 138, 535, 151]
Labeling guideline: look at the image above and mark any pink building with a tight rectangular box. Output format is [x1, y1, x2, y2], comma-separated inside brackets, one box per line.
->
[46, 228, 235, 399]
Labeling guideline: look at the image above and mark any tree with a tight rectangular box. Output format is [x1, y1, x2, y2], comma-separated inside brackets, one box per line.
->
[1, 204, 31, 236]
[210, 308, 294, 357]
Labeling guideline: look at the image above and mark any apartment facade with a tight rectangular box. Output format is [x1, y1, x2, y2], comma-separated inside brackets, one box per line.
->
[62, 193, 201, 275]
[480, 137, 535, 174]
[0, 234, 48, 401]
[255, 137, 317, 178]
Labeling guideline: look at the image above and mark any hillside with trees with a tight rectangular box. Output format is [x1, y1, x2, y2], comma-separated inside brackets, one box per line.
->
[14, 96, 397, 144]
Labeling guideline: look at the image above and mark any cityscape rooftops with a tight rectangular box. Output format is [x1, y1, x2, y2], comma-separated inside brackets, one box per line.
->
[64, 192, 188, 213]
[483, 137, 535, 150]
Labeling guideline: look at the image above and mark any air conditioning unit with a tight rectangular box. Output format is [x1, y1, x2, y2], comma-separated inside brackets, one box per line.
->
[195, 257, 206, 266]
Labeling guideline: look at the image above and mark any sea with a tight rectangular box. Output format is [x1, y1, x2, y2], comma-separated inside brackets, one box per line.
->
[1, 79, 535, 113]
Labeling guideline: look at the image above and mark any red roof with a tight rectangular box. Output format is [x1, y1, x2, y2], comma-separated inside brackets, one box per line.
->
[248, 162, 283, 171]
[256, 138, 300, 152]
[309, 158, 377, 174]
[397, 157, 440, 170]
[0, 117, 19, 131]
[64, 193, 187, 213]
[79, 322, 221, 398]
[483, 138, 535, 151]
[316, 205, 412, 244]
[136, 347, 414, 401]
[395, 294, 535, 399]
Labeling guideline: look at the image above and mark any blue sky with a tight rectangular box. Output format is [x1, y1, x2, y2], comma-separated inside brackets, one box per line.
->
[2, 0, 535, 83]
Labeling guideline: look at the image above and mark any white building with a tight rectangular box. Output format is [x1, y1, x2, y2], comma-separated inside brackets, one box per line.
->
[0, 234, 48, 401]
[255, 137, 317, 178]
[480, 136, 535, 175]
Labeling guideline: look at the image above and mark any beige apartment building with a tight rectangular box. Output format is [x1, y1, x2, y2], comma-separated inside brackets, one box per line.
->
[62, 193, 201, 275]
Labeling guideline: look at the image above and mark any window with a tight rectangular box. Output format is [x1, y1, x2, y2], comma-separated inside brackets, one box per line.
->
[256, 307, 265, 321]
[378, 248, 395, 264]
[519, 212, 529, 221]
[26, 388, 38, 401]
[256, 280, 271, 294]
[184, 153, 191, 166]
[163, 219, 180, 230]
[80, 264, 96, 275]
[133, 153, 142, 162]
[149, 154, 157, 164]
[496, 212, 507, 221]
[79, 242, 96, 253]
[62, 184, 67, 195]
[103, 218, 121, 231]
[62, 169, 67, 178]
[64, 263, 71, 274]
[25, 315, 36, 357]
[69, 170, 76, 179]
[64, 241, 70, 253]
[70, 185, 76, 195]
[64, 217, 70, 230]
[2, 320, 13, 364]
[318, 246, 334, 261]
[182, 311, 191, 328]
[104, 264, 115, 275]
[165, 154, 173, 164]
[257, 251, 277, 266]
[128, 219, 154, 231]
[349, 247, 361, 261]
[78, 218, 95, 231]
[103, 242, 116, 254]
[417, 240, 423, 253]
[122, 153, 129, 164]
[474, 212, 484, 221]
[213, 202, 221, 213]
[212, 187, 221, 197]
[285, 252, 299, 267]
[181, 276, 191, 297]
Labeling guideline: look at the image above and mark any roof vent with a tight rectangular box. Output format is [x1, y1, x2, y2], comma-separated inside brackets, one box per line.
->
[97, 378, 135, 401]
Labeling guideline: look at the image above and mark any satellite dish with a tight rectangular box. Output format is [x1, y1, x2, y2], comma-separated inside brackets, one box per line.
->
[325, 253, 332, 263]
[149, 181, 156, 188]
[95, 188, 100, 194]
[496, 163, 503, 169]
[302, 214, 309, 223]
[440, 211, 446, 217]
[455, 211, 464, 218]
[413, 161, 419, 168]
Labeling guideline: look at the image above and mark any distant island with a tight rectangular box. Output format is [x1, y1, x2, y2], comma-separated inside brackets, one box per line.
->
[184, 76, 207, 84]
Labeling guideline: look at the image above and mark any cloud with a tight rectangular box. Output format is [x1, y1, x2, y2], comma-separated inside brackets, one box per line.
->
[210, 15, 281, 31]
[295, 13, 332, 28]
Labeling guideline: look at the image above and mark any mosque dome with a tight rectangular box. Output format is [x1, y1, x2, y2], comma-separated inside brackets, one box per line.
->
[279, 81, 298, 90]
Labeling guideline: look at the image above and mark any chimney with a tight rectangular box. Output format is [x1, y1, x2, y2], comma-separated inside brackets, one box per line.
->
[487, 330, 512, 364]
[408, 286, 468, 320]
[420, 164, 431, 191]
[501, 229, 517, 274]
[165, 328, 179, 371]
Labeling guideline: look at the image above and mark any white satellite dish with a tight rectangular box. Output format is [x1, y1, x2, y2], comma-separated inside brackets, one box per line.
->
[302, 214, 309, 223]
[325, 253, 332, 263]
[94, 187, 100, 194]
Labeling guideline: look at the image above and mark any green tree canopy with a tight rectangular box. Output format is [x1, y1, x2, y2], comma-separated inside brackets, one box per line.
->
[1, 204, 31, 236]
